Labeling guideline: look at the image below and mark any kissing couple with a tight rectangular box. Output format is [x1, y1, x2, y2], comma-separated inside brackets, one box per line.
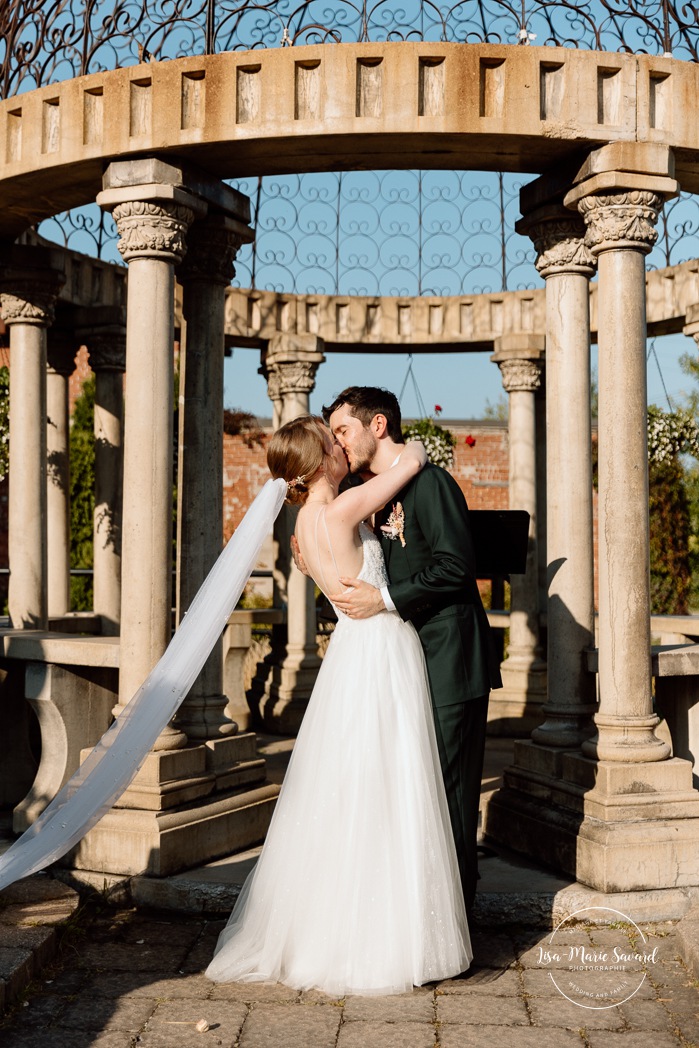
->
[207, 385, 502, 995]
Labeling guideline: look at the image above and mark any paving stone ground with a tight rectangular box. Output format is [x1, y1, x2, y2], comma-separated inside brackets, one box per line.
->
[0, 906, 697, 1048]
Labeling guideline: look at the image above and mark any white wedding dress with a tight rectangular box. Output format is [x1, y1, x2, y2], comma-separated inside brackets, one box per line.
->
[206, 523, 471, 996]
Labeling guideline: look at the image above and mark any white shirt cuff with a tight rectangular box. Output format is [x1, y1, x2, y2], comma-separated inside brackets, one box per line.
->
[381, 585, 396, 612]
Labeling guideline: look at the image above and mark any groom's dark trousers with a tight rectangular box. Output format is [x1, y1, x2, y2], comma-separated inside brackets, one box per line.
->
[377, 464, 502, 913]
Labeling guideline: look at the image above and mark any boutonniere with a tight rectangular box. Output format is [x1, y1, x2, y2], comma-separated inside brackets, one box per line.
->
[381, 502, 406, 547]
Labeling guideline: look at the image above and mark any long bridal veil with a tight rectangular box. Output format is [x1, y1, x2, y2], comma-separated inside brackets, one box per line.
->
[0, 478, 287, 892]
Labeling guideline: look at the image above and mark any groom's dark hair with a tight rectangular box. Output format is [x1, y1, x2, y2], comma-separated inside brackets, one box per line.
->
[322, 386, 404, 443]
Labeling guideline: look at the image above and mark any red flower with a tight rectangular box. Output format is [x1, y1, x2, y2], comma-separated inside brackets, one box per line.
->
[434, 404, 442, 415]
[465, 434, 476, 447]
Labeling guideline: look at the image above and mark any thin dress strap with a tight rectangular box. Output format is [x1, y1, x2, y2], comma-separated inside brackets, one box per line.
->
[313, 506, 342, 597]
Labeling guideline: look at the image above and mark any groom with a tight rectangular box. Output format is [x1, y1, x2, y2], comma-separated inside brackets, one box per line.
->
[323, 386, 502, 914]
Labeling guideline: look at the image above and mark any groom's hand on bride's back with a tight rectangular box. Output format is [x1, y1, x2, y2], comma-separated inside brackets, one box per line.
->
[331, 578, 385, 618]
[290, 535, 310, 577]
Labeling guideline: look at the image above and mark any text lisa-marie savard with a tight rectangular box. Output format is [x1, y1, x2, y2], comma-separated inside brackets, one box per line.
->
[537, 945, 658, 970]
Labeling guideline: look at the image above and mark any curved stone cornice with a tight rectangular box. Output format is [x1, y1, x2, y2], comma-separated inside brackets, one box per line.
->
[1, 45, 699, 240]
[577, 191, 664, 255]
[111, 201, 195, 264]
[498, 358, 542, 393]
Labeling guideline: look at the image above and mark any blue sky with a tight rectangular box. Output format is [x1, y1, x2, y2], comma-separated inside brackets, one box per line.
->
[223, 330, 697, 421]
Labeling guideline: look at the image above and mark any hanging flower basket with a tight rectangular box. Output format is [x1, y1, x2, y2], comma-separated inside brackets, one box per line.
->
[402, 407, 456, 470]
[647, 406, 699, 466]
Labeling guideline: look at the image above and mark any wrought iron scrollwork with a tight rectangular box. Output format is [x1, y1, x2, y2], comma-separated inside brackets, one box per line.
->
[2, 1, 698, 100]
[650, 192, 699, 269]
[38, 172, 699, 294]
[227, 170, 537, 296]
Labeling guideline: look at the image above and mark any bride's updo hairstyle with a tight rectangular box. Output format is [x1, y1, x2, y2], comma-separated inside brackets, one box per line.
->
[267, 415, 328, 506]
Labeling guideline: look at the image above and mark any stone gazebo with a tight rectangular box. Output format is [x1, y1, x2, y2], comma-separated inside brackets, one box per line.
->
[1, 2, 699, 907]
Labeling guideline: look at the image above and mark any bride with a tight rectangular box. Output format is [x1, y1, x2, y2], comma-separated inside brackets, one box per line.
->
[206, 415, 471, 996]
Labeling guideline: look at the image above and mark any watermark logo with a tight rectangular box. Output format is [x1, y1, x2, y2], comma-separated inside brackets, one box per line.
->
[536, 906, 659, 1009]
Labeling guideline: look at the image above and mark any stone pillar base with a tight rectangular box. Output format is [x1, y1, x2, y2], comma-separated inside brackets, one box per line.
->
[249, 642, 321, 734]
[484, 741, 699, 892]
[253, 661, 320, 734]
[65, 733, 277, 877]
[66, 781, 280, 878]
[487, 661, 547, 737]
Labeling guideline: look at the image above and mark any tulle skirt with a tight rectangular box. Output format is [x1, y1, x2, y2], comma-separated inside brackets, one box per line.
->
[206, 610, 471, 995]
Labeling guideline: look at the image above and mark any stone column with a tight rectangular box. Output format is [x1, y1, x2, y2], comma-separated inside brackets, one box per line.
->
[0, 249, 65, 629]
[572, 186, 674, 762]
[485, 158, 699, 894]
[535, 385, 548, 648]
[46, 329, 78, 620]
[97, 173, 203, 748]
[65, 163, 280, 884]
[252, 333, 325, 733]
[489, 334, 546, 735]
[517, 207, 598, 747]
[80, 310, 127, 636]
[174, 212, 253, 741]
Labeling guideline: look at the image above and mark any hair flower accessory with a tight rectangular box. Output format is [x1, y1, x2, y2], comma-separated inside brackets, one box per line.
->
[287, 474, 307, 490]
[381, 503, 406, 547]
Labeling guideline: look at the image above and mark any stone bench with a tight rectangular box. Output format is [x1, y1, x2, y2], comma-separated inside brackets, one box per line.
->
[0, 610, 286, 832]
[653, 645, 699, 790]
[0, 631, 119, 833]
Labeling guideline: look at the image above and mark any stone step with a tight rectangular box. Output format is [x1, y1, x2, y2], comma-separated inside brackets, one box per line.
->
[0, 874, 80, 1012]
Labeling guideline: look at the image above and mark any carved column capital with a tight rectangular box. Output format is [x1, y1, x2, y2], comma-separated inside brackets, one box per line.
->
[46, 330, 79, 375]
[0, 269, 65, 327]
[498, 358, 543, 394]
[517, 207, 595, 278]
[261, 334, 326, 404]
[111, 201, 196, 265]
[85, 327, 127, 372]
[576, 190, 664, 256]
[178, 216, 252, 286]
[265, 359, 321, 398]
[262, 367, 283, 405]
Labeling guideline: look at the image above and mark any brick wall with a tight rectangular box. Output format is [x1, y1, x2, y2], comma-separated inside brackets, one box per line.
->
[223, 421, 510, 538]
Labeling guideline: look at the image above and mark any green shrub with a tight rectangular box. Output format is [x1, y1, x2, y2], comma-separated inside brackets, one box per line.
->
[69, 377, 95, 610]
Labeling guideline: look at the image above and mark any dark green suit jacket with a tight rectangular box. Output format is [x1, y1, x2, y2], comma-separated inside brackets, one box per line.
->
[378, 464, 502, 708]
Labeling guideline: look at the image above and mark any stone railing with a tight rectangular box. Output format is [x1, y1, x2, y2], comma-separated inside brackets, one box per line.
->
[225, 258, 699, 350]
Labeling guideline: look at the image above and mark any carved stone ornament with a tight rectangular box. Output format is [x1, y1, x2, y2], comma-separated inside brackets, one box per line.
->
[86, 329, 127, 372]
[179, 224, 246, 286]
[498, 358, 542, 394]
[274, 361, 320, 397]
[0, 272, 64, 326]
[264, 369, 282, 403]
[528, 218, 596, 277]
[46, 336, 79, 375]
[111, 201, 195, 264]
[577, 190, 663, 255]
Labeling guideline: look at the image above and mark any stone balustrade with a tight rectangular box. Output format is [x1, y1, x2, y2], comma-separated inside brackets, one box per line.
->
[225, 259, 699, 350]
